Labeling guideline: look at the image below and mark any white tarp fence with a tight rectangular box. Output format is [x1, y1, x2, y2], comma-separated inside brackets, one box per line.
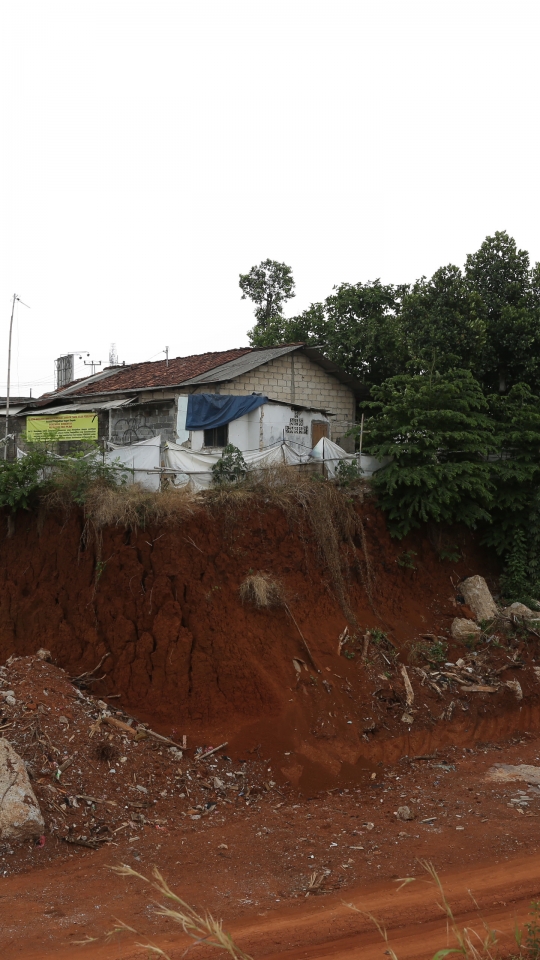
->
[310, 437, 357, 478]
[105, 435, 161, 491]
[164, 440, 309, 490]
[310, 437, 391, 478]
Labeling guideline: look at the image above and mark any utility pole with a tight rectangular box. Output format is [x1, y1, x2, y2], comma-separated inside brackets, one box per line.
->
[84, 359, 102, 375]
[4, 294, 29, 460]
[165, 346, 169, 368]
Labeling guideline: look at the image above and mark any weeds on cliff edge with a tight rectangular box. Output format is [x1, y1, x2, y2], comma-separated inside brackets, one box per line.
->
[76, 864, 252, 959]
[239, 572, 284, 608]
[348, 860, 499, 960]
[209, 466, 374, 623]
[81, 482, 200, 530]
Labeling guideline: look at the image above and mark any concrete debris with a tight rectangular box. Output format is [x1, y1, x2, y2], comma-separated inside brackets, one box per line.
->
[396, 805, 415, 821]
[502, 602, 540, 620]
[506, 679, 523, 700]
[35, 648, 52, 661]
[487, 764, 540, 786]
[459, 576, 498, 622]
[451, 618, 482, 641]
[0, 738, 45, 841]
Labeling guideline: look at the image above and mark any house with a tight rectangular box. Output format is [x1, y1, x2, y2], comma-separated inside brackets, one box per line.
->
[15, 344, 363, 458]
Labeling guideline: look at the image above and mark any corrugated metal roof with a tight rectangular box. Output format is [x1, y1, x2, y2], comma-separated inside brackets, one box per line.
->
[181, 344, 300, 385]
[27, 398, 134, 416]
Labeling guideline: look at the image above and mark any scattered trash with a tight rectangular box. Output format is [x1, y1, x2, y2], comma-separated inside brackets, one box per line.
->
[194, 742, 228, 762]
[401, 712, 414, 724]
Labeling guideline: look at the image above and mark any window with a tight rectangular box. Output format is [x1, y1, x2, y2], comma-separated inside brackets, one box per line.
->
[204, 424, 228, 447]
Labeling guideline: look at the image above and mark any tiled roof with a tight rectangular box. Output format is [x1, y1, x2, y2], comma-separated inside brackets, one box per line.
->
[41, 348, 254, 401]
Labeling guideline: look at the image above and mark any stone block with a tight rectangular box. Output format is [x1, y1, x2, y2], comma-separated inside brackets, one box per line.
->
[0, 738, 45, 841]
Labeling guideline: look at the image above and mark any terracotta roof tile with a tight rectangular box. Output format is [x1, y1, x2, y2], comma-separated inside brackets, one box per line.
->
[45, 348, 254, 400]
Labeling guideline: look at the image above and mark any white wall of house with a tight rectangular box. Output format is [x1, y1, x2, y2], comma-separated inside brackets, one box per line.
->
[187, 401, 329, 454]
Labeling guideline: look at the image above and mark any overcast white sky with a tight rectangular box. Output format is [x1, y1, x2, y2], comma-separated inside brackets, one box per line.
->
[1, 0, 539, 396]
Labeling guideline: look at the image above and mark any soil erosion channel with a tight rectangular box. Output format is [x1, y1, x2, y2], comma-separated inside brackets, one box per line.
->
[0, 497, 539, 958]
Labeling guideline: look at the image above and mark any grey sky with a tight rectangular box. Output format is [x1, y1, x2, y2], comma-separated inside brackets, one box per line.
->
[1, 0, 539, 395]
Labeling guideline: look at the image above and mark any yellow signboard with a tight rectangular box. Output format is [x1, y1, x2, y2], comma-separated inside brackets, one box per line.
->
[26, 412, 99, 442]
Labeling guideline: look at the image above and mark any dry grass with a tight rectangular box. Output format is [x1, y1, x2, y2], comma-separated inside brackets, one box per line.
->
[77, 864, 252, 959]
[239, 572, 284, 608]
[82, 481, 201, 530]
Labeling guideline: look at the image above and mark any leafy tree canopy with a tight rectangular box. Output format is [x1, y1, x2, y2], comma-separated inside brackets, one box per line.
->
[244, 232, 540, 395]
[364, 369, 495, 537]
[239, 260, 295, 335]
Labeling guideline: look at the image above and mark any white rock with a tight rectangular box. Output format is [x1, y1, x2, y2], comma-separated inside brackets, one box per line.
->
[451, 618, 482, 641]
[503, 602, 540, 620]
[460, 576, 498, 621]
[0, 738, 45, 841]
[35, 648, 52, 661]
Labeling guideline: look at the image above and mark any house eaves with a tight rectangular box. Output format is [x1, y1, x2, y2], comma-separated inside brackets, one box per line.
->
[26, 398, 135, 416]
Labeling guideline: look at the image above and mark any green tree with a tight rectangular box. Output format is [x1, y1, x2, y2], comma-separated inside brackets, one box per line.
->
[485, 383, 540, 601]
[363, 369, 495, 537]
[240, 260, 295, 340]
[402, 265, 486, 374]
[465, 231, 540, 393]
[249, 280, 408, 389]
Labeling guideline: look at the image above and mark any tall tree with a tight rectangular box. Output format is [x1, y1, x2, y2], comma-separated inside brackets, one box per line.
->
[239, 260, 295, 340]
[249, 280, 408, 388]
[364, 369, 495, 537]
[465, 231, 540, 393]
[402, 265, 486, 374]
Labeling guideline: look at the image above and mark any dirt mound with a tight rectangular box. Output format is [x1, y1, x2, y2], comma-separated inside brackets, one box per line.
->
[0, 494, 531, 785]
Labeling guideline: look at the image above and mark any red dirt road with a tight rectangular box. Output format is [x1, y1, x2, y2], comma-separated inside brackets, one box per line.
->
[4, 852, 540, 959]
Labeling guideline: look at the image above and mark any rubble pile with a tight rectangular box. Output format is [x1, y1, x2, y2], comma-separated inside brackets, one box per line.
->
[0, 654, 278, 865]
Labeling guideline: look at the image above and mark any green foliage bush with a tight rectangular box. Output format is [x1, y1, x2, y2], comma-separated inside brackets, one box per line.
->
[211, 444, 247, 485]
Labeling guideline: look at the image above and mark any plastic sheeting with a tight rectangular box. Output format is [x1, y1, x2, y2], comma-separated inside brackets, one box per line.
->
[165, 440, 308, 490]
[310, 437, 358, 478]
[186, 394, 267, 430]
[105, 435, 161, 491]
[310, 437, 390, 478]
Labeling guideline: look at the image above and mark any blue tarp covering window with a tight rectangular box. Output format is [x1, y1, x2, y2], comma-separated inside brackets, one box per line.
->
[186, 394, 267, 431]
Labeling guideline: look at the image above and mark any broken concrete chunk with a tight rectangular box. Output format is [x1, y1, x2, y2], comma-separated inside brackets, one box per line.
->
[35, 648, 52, 661]
[487, 764, 540, 786]
[460, 576, 498, 622]
[0, 738, 45, 841]
[506, 679, 523, 700]
[502, 602, 540, 620]
[451, 618, 482, 641]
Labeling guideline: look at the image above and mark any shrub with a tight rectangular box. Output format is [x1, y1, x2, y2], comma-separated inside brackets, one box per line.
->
[212, 445, 247, 485]
[0, 450, 52, 512]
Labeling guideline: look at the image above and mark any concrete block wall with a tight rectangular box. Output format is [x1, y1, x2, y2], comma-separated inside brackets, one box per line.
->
[109, 402, 176, 445]
[193, 351, 356, 442]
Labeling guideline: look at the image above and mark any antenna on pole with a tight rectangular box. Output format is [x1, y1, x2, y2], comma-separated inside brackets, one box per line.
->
[84, 358, 102, 376]
[5, 294, 30, 460]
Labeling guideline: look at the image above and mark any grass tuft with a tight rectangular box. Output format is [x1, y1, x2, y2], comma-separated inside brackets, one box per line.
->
[239, 572, 284, 608]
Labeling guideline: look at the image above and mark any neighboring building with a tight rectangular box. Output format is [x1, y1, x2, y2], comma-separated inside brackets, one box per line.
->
[13, 344, 363, 456]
